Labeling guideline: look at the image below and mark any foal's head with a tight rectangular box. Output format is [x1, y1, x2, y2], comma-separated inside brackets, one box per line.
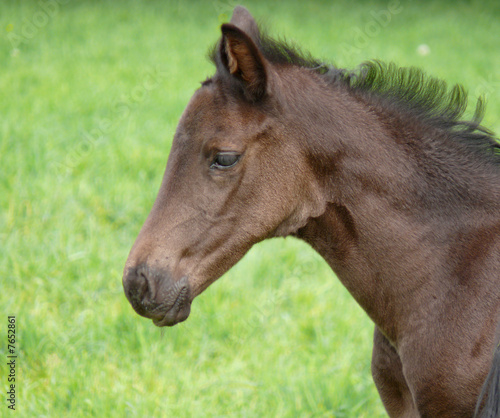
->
[123, 7, 329, 326]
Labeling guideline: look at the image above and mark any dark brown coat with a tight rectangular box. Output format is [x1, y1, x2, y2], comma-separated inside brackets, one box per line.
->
[123, 7, 500, 417]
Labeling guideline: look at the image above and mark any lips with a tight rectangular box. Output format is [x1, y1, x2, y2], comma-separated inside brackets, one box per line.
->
[152, 285, 191, 327]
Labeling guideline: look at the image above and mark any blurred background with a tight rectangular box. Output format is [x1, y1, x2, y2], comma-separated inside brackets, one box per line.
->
[1, 0, 499, 416]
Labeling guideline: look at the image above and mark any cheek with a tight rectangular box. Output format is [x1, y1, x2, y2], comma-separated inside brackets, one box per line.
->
[231, 164, 300, 233]
[199, 140, 305, 236]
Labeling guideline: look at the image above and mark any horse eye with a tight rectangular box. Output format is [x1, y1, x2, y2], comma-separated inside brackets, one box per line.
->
[211, 152, 240, 169]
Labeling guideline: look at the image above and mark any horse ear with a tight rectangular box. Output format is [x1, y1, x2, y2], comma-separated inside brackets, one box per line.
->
[229, 5, 261, 43]
[219, 23, 267, 101]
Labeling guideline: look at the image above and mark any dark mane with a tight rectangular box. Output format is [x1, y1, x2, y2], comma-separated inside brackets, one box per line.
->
[209, 29, 500, 164]
[326, 61, 500, 164]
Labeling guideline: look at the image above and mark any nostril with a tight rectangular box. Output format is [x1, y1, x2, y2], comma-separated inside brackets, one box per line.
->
[137, 265, 157, 301]
[123, 265, 153, 311]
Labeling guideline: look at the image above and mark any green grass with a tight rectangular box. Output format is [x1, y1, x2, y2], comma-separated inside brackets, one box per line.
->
[1, 0, 499, 416]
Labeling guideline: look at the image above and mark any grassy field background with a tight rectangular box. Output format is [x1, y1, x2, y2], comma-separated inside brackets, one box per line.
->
[1, 0, 499, 416]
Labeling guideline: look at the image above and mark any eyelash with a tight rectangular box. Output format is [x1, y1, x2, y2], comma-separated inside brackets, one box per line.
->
[210, 152, 240, 169]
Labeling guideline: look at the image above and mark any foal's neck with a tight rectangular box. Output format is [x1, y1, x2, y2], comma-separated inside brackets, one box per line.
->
[294, 90, 500, 344]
